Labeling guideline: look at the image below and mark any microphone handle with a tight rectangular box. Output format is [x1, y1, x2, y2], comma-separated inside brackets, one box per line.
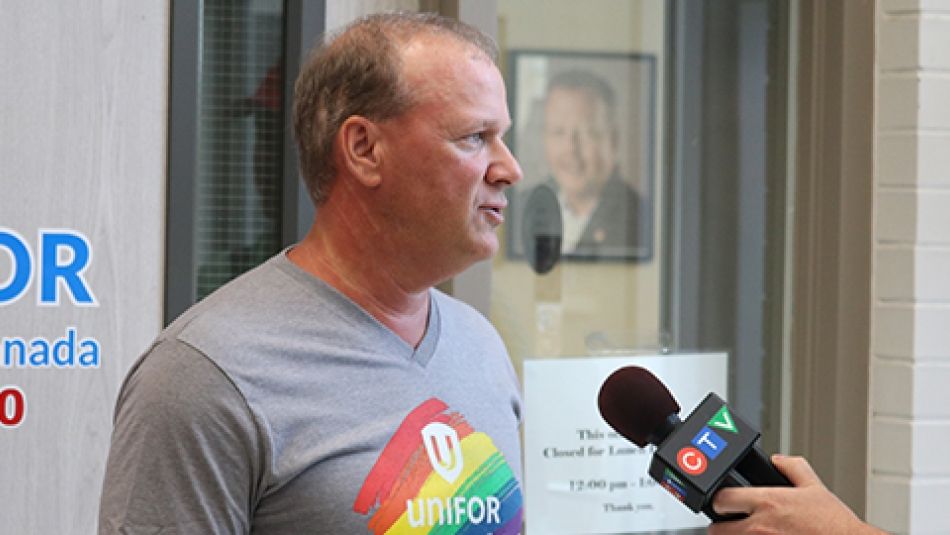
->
[734, 445, 792, 487]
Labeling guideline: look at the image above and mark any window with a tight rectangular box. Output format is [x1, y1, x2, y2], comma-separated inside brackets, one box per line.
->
[487, 1, 792, 532]
[166, 0, 321, 323]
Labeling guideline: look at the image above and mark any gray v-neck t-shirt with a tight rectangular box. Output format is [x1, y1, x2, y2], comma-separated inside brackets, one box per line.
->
[99, 253, 524, 534]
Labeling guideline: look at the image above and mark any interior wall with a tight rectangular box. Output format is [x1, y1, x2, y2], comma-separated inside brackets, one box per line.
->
[0, 2, 168, 533]
[870, 0, 950, 532]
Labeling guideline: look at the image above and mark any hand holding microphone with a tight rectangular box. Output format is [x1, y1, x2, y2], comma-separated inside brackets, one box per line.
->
[708, 454, 886, 534]
[597, 366, 886, 533]
[596, 366, 790, 522]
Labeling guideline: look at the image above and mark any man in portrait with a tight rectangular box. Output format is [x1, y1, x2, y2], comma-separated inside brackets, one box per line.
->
[530, 69, 646, 261]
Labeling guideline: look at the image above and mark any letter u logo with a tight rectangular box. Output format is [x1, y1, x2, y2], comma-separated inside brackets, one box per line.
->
[422, 422, 464, 484]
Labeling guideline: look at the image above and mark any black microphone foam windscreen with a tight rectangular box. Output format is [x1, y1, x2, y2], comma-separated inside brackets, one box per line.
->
[597, 366, 680, 447]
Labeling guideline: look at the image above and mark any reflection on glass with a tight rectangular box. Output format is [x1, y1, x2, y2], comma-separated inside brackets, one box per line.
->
[542, 70, 644, 259]
[493, 44, 663, 364]
[492, 1, 789, 533]
[507, 51, 656, 263]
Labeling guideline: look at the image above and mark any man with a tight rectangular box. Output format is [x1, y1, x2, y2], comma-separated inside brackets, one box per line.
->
[99, 13, 524, 534]
[708, 455, 887, 534]
[535, 69, 645, 260]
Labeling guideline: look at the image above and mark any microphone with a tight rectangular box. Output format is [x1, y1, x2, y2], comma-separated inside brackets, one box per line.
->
[597, 366, 791, 522]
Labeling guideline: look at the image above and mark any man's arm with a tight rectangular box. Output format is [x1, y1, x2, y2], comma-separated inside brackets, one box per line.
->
[707, 454, 887, 535]
[98, 340, 264, 534]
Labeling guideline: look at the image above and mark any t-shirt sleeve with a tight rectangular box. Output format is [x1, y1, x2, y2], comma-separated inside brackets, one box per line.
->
[98, 339, 265, 535]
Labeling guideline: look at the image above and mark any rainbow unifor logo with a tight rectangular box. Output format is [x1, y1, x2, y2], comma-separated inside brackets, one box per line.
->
[353, 397, 523, 534]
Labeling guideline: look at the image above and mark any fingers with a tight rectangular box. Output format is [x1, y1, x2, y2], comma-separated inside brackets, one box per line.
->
[771, 454, 822, 488]
[709, 455, 819, 516]
[711, 486, 757, 515]
[706, 456, 875, 535]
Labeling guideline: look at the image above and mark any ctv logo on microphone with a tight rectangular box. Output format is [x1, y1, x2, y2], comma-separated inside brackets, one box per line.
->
[676, 405, 738, 476]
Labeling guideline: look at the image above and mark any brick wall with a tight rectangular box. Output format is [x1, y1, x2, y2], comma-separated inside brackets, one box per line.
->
[870, 0, 950, 532]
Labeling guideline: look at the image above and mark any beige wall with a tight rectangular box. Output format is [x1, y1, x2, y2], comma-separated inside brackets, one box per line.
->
[0, 2, 167, 533]
[870, 0, 950, 532]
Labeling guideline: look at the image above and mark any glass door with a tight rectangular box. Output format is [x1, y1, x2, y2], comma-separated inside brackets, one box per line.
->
[483, 1, 792, 532]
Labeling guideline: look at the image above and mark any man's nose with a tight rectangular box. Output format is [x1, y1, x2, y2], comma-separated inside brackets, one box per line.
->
[486, 140, 523, 186]
[570, 130, 585, 158]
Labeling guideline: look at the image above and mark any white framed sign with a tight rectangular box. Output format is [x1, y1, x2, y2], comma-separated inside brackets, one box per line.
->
[523, 353, 728, 534]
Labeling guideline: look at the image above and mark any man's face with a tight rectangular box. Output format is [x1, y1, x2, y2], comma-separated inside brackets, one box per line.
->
[543, 87, 617, 203]
[374, 37, 522, 276]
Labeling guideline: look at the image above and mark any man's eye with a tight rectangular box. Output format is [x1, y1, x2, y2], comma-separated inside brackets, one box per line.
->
[462, 133, 485, 146]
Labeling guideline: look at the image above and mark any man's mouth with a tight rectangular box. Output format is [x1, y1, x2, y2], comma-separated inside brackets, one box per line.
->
[479, 203, 506, 225]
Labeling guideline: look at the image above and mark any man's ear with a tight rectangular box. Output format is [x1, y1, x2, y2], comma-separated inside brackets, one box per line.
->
[337, 115, 383, 188]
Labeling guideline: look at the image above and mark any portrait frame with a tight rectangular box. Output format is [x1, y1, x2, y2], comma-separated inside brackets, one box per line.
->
[504, 49, 657, 264]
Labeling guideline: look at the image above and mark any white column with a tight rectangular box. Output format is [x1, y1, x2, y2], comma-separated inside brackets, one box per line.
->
[870, 0, 950, 532]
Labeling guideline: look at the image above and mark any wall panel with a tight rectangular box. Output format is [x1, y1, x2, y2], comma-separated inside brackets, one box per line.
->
[0, 2, 168, 533]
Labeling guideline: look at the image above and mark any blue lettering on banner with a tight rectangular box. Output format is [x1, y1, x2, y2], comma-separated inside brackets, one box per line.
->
[40, 231, 97, 306]
[2, 327, 100, 369]
[691, 427, 727, 460]
[0, 228, 97, 307]
[0, 228, 33, 305]
[0, 228, 103, 431]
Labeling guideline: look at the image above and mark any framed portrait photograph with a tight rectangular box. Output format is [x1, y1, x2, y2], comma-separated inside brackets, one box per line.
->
[505, 50, 656, 266]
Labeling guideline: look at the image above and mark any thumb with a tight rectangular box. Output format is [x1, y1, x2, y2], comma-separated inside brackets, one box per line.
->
[772, 454, 822, 487]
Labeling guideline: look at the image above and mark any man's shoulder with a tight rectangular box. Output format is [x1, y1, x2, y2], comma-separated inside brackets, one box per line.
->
[600, 175, 641, 204]
[165, 253, 330, 343]
[589, 175, 641, 228]
[152, 255, 309, 366]
[170, 255, 290, 323]
[116, 336, 249, 423]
